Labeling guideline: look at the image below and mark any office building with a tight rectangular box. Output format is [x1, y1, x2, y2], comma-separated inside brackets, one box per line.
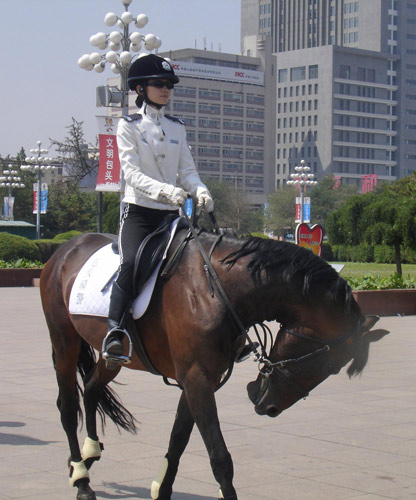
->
[241, 0, 416, 188]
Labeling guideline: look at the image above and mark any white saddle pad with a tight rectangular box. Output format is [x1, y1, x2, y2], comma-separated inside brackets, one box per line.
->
[69, 217, 182, 319]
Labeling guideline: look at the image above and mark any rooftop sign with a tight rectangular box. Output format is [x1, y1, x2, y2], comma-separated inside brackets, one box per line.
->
[171, 61, 264, 85]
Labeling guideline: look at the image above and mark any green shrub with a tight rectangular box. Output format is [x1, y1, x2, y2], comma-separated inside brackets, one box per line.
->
[321, 242, 334, 261]
[346, 273, 416, 290]
[0, 258, 43, 269]
[52, 230, 82, 242]
[0, 233, 41, 262]
[373, 245, 394, 264]
[34, 239, 62, 263]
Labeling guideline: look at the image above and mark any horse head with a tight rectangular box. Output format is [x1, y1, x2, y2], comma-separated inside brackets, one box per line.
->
[247, 315, 389, 417]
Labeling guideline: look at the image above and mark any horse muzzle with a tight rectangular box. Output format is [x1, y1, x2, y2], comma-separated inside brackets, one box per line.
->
[247, 377, 282, 418]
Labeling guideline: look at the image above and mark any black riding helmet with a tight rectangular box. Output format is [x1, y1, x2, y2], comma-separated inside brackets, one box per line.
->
[127, 54, 179, 91]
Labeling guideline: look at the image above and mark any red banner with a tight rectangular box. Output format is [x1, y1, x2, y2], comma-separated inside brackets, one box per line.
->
[96, 116, 121, 192]
[361, 174, 377, 194]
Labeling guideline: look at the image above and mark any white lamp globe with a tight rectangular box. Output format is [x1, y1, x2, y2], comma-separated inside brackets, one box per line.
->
[98, 41, 109, 50]
[78, 54, 92, 69]
[109, 31, 122, 43]
[130, 42, 142, 52]
[109, 42, 121, 51]
[104, 12, 118, 26]
[129, 32, 142, 44]
[117, 19, 124, 28]
[120, 51, 132, 65]
[89, 52, 102, 65]
[135, 14, 148, 28]
[153, 36, 162, 49]
[94, 62, 105, 73]
[111, 63, 120, 74]
[144, 33, 157, 50]
[105, 51, 118, 63]
[94, 32, 107, 46]
[89, 34, 99, 46]
[120, 12, 134, 24]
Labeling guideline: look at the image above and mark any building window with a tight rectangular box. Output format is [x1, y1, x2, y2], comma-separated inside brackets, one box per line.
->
[278, 69, 288, 83]
[291, 66, 306, 81]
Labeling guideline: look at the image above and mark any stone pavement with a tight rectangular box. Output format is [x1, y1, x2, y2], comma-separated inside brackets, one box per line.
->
[0, 287, 415, 500]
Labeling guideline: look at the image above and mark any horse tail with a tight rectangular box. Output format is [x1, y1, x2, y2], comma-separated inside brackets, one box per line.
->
[56, 339, 137, 434]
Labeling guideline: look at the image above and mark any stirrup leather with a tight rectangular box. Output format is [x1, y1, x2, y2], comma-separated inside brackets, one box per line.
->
[102, 328, 133, 365]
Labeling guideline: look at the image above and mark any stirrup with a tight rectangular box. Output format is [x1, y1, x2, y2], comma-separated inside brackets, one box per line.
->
[102, 328, 133, 365]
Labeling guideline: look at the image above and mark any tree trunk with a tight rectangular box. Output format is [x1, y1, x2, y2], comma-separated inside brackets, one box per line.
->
[394, 241, 402, 277]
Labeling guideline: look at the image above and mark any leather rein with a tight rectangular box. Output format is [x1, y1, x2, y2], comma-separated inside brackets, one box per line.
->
[182, 209, 357, 399]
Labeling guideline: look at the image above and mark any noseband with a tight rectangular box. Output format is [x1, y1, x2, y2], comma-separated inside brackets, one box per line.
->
[251, 325, 356, 407]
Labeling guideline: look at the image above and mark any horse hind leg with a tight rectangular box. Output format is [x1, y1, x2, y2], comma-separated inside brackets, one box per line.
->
[151, 392, 195, 500]
[53, 338, 96, 500]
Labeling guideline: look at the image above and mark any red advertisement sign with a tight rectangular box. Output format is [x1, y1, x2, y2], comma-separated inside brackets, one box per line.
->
[295, 223, 324, 256]
[361, 174, 377, 194]
[96, 116, 121, 192]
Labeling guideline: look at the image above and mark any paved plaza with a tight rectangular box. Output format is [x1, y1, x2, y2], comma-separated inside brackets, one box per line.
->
[0, 287, 415, 500]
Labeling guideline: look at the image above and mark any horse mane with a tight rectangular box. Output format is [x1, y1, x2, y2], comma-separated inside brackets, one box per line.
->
[222, 236, 358, 317]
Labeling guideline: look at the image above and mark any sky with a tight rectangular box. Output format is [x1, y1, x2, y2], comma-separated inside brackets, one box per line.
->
[0, 0, 241, 158]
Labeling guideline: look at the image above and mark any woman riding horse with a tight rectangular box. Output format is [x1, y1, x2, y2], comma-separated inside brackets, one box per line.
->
[102, 54, 214, 364]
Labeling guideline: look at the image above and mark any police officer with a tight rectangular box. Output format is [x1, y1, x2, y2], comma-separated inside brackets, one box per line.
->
[103, 54, 214, 364]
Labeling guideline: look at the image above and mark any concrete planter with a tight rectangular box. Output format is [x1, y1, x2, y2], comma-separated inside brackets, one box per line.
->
[353, 289, 416, 316]
[0, 269, 42, 287]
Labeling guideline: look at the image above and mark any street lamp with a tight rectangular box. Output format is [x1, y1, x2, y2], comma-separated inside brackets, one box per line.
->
[0, 164, 25, 220]
[20, 141, 55, 239]
[78, 0, 163, 115]
[286, 160, 317, 224]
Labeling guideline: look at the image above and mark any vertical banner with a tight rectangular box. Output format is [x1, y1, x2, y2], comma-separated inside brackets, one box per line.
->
[295, 197, 302, 223]
[96, 116, 121, 192]
[3, 197, 14, 220]
[33, 184, 48, 214]
[303, 197, 311, 223]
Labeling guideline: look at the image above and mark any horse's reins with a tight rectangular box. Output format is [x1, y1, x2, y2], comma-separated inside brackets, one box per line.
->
[182, 208, 359, 400]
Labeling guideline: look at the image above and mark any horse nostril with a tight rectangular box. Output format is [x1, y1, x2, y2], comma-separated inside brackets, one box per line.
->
[266, 406, 280, 418]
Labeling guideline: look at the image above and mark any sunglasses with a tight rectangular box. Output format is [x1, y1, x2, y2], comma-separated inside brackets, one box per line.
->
[146, 80, 175, 90]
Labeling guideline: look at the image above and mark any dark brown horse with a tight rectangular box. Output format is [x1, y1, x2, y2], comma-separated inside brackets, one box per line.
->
[40, 228, 388, 500]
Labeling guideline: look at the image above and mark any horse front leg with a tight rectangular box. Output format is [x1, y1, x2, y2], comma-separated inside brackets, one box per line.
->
[151, 391, 195, 500]
[183, 369, 237, 500]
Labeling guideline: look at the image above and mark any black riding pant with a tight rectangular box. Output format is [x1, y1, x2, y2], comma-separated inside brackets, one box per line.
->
[115, 203, 178, 295]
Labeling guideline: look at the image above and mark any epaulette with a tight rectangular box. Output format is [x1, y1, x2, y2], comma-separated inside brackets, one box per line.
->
[122, 113, 142, 122]
[165, 114, 185, 125]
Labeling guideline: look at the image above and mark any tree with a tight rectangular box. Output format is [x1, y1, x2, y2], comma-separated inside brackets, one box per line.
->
[49, 117, 98, 185]
[200, 179, 264, 235]
[265, 185, 297, 237]
[326, 189, 416, 276]
[308, 175, 357, 227]
[40, 182, 98, 238]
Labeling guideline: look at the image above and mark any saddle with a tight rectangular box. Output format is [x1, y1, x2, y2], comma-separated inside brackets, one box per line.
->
[109, 214, 190, 374]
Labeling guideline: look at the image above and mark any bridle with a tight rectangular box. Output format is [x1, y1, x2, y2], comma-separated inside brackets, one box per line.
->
[251, 324, 357, 407]
[181, 208, 358, 398]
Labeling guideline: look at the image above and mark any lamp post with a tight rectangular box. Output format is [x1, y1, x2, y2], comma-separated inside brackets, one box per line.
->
[286, 160, 317, 224]
[20, 141, 55, 239]
[0, 164, 25, 220]
[78, 0, 163, 116]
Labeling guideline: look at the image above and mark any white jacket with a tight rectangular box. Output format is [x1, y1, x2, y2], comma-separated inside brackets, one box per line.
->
[117, 103, 207, 210]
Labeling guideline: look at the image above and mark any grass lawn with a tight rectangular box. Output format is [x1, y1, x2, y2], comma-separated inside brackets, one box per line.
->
[336, 262, 416, 280]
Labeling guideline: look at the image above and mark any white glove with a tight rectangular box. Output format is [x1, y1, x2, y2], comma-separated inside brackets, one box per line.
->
[196, 187, 214, 213]
[159, 184, 187, 206]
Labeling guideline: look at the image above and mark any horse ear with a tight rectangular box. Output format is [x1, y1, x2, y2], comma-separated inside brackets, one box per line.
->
[361, 315, 379, 333]
[362, 328, 390, 343]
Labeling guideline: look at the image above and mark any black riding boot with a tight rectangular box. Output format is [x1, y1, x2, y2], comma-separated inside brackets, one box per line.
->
[103, 282, 131, 358]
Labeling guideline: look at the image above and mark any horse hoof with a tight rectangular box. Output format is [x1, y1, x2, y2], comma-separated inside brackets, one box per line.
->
[76, 484, 96, 500]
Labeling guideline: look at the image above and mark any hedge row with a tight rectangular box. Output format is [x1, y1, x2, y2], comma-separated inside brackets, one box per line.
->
[0, 231, 82, 263]
[323, 242, 416, 264]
